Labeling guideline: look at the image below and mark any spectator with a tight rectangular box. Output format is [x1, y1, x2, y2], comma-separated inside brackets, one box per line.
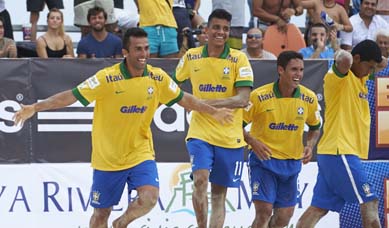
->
[36, 8, 74, 58]
[185, 0, 205, 28]
[212, 0, 245, 49]
[173, 0, 195, 50]
[335, 0, 350, 14]
[74, 0, 118, 38]
[241, 28, 276, 59]
[351, 0, 361, 15]
[0, 0, 13, 39]
[77, 6, 122, 58]
[26, 0, 64, 41]
[376, 0, 389, 24]
[299, 23, 337, 59]
[252, 0, 304, 33]
[340, 0, 389, 50]
[135, 0, 179, 58]
[0, 17, 16, 58]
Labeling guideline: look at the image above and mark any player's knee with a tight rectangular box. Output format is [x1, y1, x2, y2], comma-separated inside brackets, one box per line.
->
[139, 190, 159, 209]
[193, 173, 209, 191]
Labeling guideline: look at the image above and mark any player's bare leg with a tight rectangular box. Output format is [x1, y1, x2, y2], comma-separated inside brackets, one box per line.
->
[296, 206, 328, 228]
[112, 185, 159, 228]
[269, 207, 295, 228]
[209, 183, 227, 228]
[360, 199, 381, 228]
[90, 207, 112, 228]
[192, 169, 210, 228]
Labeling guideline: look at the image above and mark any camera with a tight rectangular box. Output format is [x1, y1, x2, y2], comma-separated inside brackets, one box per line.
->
[183, 28, 203, 36]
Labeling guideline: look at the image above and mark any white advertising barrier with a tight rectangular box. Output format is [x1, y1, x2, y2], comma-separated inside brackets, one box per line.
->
[0, 163, 338, 228]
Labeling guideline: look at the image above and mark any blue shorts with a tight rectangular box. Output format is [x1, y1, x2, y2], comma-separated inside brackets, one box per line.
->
[186, 138, 244, 187]
[311, 154, 378, 212]
[90, 160, 159, 208]
[248, 151, 301, 208]
[142, 26, 179, 57]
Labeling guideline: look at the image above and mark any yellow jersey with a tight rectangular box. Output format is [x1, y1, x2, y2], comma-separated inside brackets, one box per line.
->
[244, 81, 321, 159]
[137, 0, 177, 28]
[173, 44, 254, 148]
[72, 61, 183, 171]
[318, 65, 370, 159]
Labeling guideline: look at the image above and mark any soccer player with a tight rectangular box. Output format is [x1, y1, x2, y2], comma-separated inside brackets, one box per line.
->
[12, 27, 233, 228]
[243, 51, 321, 228]
[297, 41, 384, 228]
[173, 9, 254, 228]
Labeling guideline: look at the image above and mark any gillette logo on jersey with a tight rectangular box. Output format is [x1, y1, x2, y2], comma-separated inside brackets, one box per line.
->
[120, 105, 147, 113]
[269, 122, 299, 131]
[199, 84, 227, 92]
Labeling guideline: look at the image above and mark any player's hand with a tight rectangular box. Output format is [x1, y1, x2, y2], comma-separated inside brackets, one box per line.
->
[211, 107, 234, 125]
[250, 139, 272, 161]
[13, 104, 36, 127]
[302, 146, 313, 164]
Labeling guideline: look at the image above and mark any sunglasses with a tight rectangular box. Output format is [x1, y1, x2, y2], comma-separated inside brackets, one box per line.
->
[247, 34, 262, 39]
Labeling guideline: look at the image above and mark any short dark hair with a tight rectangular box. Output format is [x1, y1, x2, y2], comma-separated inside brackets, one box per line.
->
[87, 6, 107, 22]
[277, 51, 303, 69]
[207, 8, 232, 26]
[351, 40, 382, 63]
[122, 27, 148, 50]
[310, 23, 328, 34]
[0, 16, 4, 26]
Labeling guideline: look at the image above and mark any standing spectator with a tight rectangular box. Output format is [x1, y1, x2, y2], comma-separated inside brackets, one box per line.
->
[297, 41, 384, 228]
[74, 0, 118, 38]
[135, 0, 179, 58]
[376, 0, 389, 24]
[244, 51, 321, 228]
[340, 0, 388, 50]
[0, 17, 17, 58]
[0, 0, 13, 39]
[26, 0, 64, 41]
[13, 27, 233, 228]
[185, 0, 205, 28]
[173, 0, 195, 50]
[173, 9, 253, 228]
[252, 0, 304, 33]
[77, 6, 122, 58]
[299, 23, 337, 59]
[212, 0, 245, 49]
[241, 28, 276, 59]
[36, 8, 74, 58]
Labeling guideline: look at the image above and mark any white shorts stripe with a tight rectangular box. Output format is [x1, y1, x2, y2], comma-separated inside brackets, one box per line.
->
[341, 155, 363, 204]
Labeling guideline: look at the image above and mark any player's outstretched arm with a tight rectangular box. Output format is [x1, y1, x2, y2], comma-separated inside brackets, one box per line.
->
[178, 92, 234, 125]
[202, 87, 251, 109]
[13, 90, 77, 126]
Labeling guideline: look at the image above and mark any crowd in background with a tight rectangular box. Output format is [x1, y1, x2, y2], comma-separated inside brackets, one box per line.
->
[0, 0, 388, 63]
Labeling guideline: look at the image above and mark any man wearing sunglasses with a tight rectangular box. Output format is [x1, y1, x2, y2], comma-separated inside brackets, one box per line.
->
[241, 28, 277, 59]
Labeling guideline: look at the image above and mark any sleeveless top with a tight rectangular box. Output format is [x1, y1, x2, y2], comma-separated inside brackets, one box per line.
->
[42, 36, 67, 58]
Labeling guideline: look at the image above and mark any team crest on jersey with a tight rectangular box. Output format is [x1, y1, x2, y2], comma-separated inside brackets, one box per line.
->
[252, 181, 260, 195]
[297, 107, 304, 115]
[91, 191, 101, 205]
[222, 67, 230, 79]
[147, 86, 154, 99]
[362, 183, 373, 197]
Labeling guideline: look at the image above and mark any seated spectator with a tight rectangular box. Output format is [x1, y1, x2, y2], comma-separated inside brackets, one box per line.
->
[299, 23, 337, 59]
[0, 0, 13, 39]
[252, 0, 304, 33]
[340, 0, 388, 50]
[0, 17, 17, 58]
[74, 0, 118, 38]
[27, 0, 64, 41]
[77, 7, 122, 58]
[36, 8, 74, 58]
[241, 28, 276, 59]
[173, 0, 195, 50]
[374, 29, 389, 75]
